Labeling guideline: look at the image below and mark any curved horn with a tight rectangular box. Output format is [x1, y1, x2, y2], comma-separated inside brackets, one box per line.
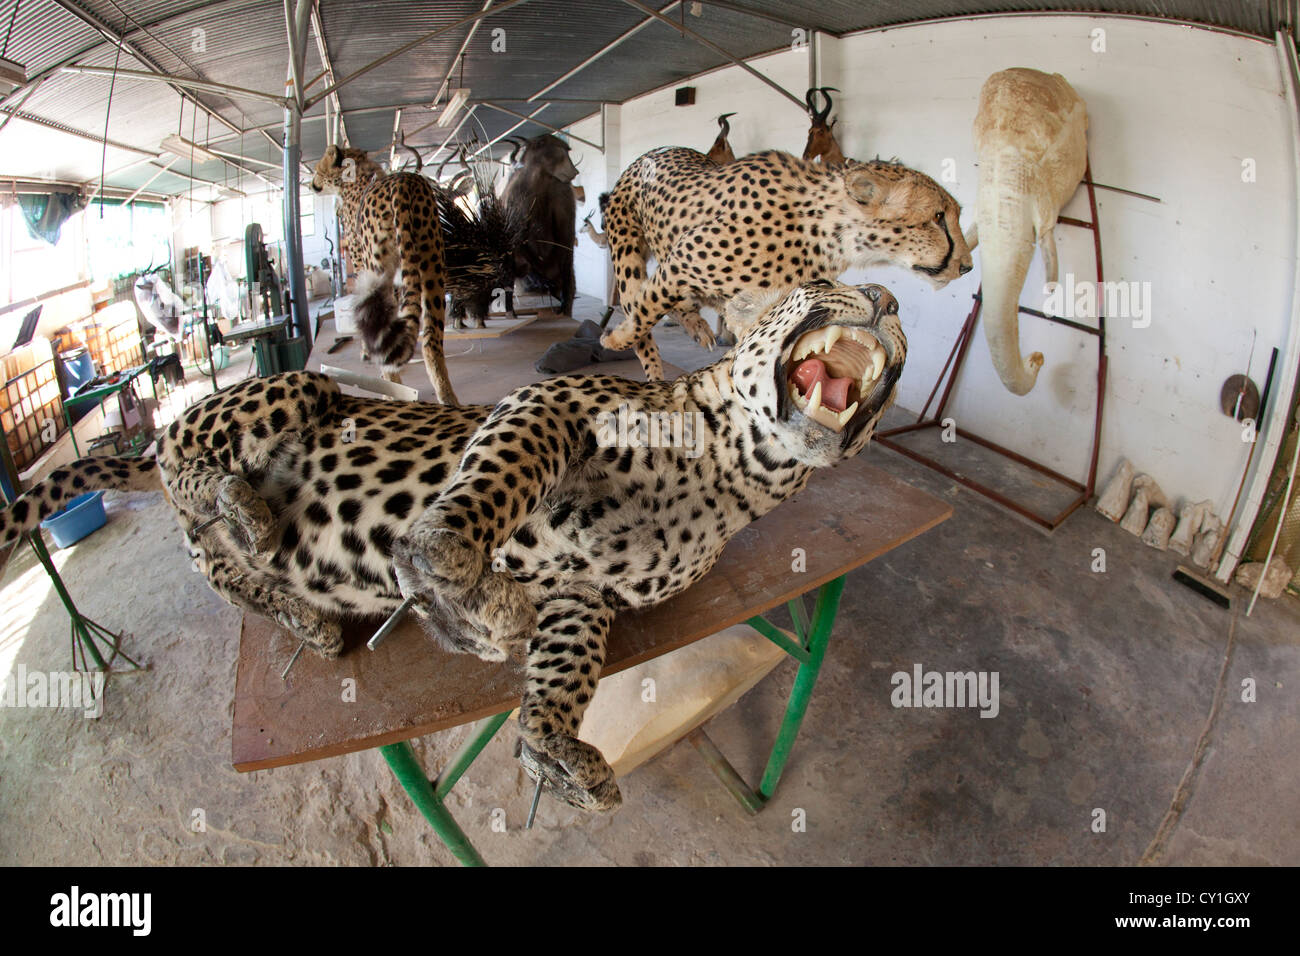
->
[436, 147, 456, 181]
[717, 111, 736, 136]
[397, 133, 423, 174]
[813, 87, 838, 123]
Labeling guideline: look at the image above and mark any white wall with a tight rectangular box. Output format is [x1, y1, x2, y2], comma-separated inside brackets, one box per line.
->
[565, 15, 1298, 517]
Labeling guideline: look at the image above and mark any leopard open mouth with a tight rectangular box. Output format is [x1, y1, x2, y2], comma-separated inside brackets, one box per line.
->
[784, 325, 891, 434]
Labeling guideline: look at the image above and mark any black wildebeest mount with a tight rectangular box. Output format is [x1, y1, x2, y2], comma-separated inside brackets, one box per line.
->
[501, 133, 579, 316]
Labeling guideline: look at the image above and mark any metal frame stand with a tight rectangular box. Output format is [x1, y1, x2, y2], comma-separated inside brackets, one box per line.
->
[25, 531, 142, 674]
[0, 436, 141, 676]
[376, 577, 847, 864]
[877, 163, 1109, 531]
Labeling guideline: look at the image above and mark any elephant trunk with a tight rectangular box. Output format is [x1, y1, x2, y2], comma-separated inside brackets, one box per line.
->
[975, 151, 1044, 396]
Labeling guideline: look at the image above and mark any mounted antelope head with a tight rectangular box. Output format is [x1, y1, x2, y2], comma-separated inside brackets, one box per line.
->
[706, 112, 737, 165]
[802, 87, 846, 165]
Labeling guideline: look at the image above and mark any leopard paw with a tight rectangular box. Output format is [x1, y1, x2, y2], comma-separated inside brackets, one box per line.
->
[518, 735, 622, 813]
[274, 601, 343, 659]
[392, 529, 535, 662]
[216, 475, 276, 554]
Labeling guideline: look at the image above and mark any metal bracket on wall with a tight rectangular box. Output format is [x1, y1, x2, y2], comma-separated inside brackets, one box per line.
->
[876, 161, 1110, 531]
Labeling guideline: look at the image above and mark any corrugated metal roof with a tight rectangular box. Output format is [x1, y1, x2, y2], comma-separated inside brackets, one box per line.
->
[1, 0, 1295, 197]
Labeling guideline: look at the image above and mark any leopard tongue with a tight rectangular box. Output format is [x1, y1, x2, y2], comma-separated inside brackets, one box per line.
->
[791, 358, 852, 413]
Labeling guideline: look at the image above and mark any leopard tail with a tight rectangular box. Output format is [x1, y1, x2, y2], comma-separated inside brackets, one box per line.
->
[0, 456, 160, 550]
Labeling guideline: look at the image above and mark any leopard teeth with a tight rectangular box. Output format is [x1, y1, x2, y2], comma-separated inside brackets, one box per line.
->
[871, 347, 886, 381]
[807, 379, 823, 414]
[824, 326, 843, 351]
[838, 401, 859, 425]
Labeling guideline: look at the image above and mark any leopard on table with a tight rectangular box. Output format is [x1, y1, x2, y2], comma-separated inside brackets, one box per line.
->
[0, 280, 905, 813]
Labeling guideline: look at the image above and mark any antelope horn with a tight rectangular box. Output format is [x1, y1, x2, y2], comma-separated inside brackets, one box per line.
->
[814, 87, 838, 123]
[717, 112, 736, 136]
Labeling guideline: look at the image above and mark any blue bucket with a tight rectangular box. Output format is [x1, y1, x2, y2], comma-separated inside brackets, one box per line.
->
[40, 490, 108, 548]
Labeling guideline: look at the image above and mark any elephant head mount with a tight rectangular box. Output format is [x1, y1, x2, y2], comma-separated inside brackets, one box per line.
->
[965, 68, 1089, 396]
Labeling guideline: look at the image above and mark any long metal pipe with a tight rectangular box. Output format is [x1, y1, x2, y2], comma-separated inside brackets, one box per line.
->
[469, 104, 548, 158]
[310, 1, 348, 146]
[479, 101, 602, 150]
[306, 0, 535, 108]
[60, 64, 291, 108]
[122, 157, 179, 205]
[433, 0, 494, 107]
[616, 0, 806, 110]
[47, 0, 289, 168]
[1219, 30, 1300, 582]
[283, 1, 313, 348]
[528, 0, 680, 102]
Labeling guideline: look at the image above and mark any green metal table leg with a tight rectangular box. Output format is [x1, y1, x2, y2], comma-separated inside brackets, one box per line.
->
[758, 575, 844, 800]
[380, 740, 487, 867]
[435, 711, 512, 800]
[693, 575, 848, 811]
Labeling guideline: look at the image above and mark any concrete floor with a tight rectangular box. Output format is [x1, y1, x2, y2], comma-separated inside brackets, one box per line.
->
[0, 297, 1295, 866]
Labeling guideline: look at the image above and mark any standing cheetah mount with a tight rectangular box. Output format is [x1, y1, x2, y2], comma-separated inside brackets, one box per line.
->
[0, 280, 906, 814]
[599, 146, 972, 381]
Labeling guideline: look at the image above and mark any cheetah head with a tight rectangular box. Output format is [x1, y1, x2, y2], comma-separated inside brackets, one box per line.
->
[838, 160, 973, 287]
[310, 145, 381, 194]
[725, 280, 906, 468]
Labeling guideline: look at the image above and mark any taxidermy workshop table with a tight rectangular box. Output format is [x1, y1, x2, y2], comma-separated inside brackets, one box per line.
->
[231, 455, 951, 866]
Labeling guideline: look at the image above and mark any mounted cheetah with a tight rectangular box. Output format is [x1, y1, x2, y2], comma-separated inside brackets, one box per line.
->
[599, 146, 972, 380]
[311, 146, 456, 404]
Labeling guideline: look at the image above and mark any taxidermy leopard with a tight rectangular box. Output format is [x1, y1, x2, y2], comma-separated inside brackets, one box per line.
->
[0, 280, 905, 813]
[310, 146, 457, 403]
[599, 146, 971, 380]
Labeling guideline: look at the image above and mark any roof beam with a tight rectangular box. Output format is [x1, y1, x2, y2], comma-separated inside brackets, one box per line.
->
[432, 0, 495, 107]
[615, 0, 806, 110]
[697, 0, 841, 36]
[60, 64, 291, 108]
[306, 0, 535, 108]
[479, 101, 602, 150]
[528, 0, 679, 102]
[47, 0, 292, 177]
[0, 105, 157, 155]
[309, 0, 348, 145]
[468, 103, 548, 158]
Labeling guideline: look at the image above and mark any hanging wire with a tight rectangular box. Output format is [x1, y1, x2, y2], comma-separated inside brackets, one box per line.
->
[1, 0, 21, 61]
[97, 8, 130, 218]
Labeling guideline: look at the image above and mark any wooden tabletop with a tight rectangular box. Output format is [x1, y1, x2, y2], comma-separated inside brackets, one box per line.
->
[232, 456, 951, 771]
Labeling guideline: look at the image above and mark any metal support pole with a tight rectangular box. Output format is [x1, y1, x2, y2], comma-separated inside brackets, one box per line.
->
[282, 1, 313, 349]
[757, 575, 844, 798]
[379, 741, 487, 866]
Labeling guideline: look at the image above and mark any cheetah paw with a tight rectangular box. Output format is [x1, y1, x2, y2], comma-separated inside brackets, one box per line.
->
[391, 529, 536, 662]
[678, 313, 716, 349]
[216, 475, 276, 554]
[600, 324, 636, 353]
[518, 735, 622, 813]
